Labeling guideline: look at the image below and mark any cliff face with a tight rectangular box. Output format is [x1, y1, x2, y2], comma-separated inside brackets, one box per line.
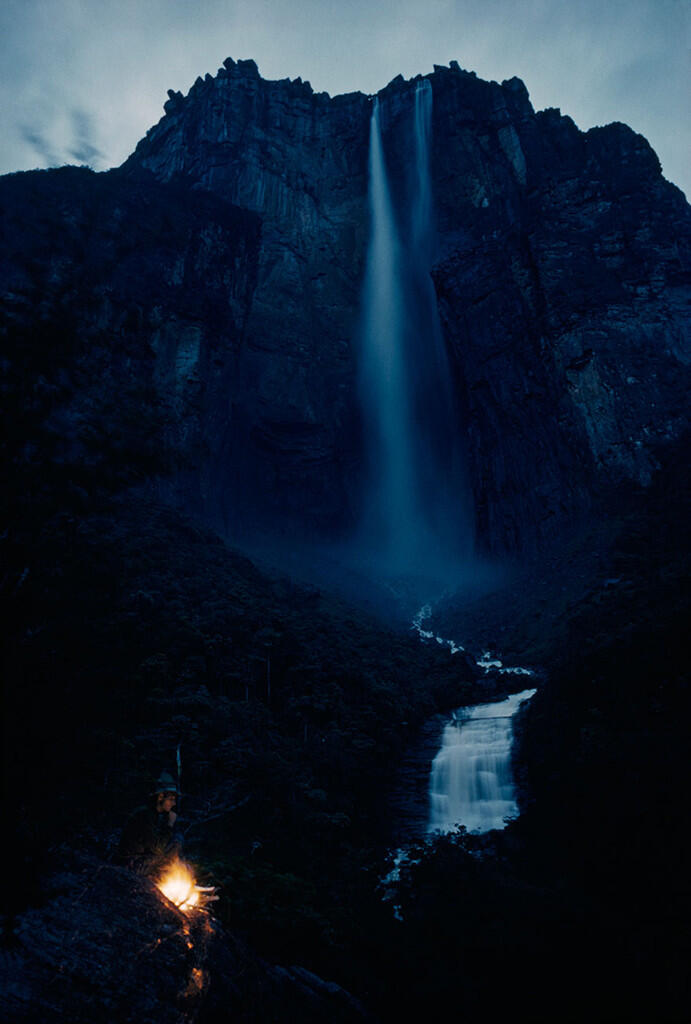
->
[1, 166, 260, 530]
[124, 59, 371, 537]
[4, 59, 689, 553]
[426, 73, 690, 548]
[122, 58, 690, 552]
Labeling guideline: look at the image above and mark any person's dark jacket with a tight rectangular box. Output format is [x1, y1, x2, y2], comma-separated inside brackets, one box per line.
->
[117, 801, 180, 872]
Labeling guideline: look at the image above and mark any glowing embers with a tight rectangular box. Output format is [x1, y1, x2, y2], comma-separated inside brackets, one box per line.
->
[156, 856, 217, 913]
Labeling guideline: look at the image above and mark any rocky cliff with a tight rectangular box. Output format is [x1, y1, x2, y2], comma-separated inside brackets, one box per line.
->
[3, 58, 689, 555]
[124, 58, 371, 538]
[1, 166, 260, 532]
[428, 75, 691, 549]
[119, 57, 690, 553]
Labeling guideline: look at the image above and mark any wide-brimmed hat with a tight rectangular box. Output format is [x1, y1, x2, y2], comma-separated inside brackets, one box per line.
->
[152, 771, 179, 795]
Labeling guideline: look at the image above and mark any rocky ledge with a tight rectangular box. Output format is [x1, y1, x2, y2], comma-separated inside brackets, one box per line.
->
[1, 849, 369, 1023]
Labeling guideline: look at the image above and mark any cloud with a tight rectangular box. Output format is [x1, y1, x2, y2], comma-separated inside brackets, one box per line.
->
[66, 109, 104, 166]
[13, 106, 104, 171]
[19, 124, 61, 168]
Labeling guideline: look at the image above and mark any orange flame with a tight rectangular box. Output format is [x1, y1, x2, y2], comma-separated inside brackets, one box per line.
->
[157, 857, 200, 912]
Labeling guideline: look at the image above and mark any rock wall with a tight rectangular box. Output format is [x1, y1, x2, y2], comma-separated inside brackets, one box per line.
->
[3, 59, 689, 554]
[123, 58, 690, 553]
[125, 58, 371, 537]
[426, 69, 691, 549]
[0, 166, 259, 525]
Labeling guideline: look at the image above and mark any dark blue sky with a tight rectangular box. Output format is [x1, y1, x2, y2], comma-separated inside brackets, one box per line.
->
[1, 0, 688, 197]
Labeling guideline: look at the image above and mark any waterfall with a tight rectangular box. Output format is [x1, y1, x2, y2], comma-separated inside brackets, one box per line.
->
[358, 97, 419, 562]
[358, 82, 472, 576]
[407, 80, 469, 559]
[411, 80, 433, 263]
[428, 689, 536, 834]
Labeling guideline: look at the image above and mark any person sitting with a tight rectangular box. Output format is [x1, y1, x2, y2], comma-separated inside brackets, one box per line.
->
[118, 770, 182, 874]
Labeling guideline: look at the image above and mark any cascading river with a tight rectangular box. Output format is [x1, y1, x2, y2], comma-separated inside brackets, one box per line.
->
[428, 689, 537, 834]
[380, 613, 537, 914]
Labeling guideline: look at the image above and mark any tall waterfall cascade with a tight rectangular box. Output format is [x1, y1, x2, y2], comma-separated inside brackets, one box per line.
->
[358, 81, 472, 575]
[358, 96, 418, 560]
[428, 689, 537, 834]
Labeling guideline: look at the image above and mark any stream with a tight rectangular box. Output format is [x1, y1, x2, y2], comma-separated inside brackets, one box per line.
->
[382, 604, 537, 908]
[412, 603, 536, 834]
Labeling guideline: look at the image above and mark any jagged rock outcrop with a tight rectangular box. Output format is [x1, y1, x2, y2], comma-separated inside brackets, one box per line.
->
[427, 76, 691, 548]
[123, 59, 691, 552]
[3, 59, 689, 553]
[124, 57, 371, 537]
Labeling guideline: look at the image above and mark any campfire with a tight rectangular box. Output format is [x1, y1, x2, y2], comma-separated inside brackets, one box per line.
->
[156, 856, 216, 913]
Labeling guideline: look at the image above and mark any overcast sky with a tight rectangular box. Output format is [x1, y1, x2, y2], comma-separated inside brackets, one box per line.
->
[1, 0, 689, 197]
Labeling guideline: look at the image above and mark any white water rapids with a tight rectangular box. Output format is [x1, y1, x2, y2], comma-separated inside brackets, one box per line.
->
[428, 689, 536, 834]
[413, 604, 536, 834]
[381, 614, 535, 916]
